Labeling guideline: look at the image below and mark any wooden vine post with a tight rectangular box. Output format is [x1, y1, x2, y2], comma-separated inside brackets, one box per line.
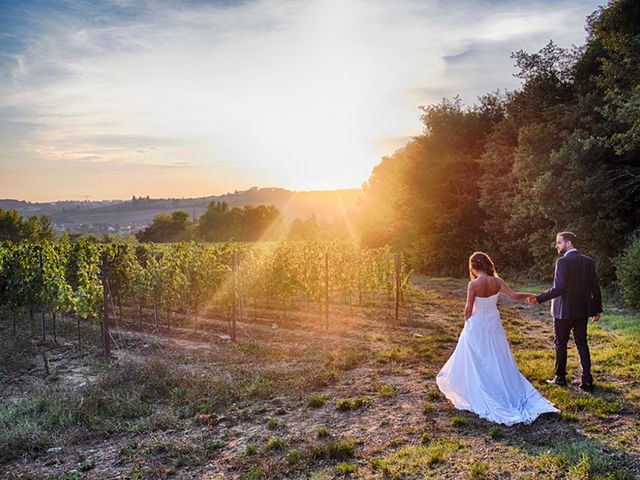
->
[231, 251, 238, 342]
[324, 251, 329, 330]
[101, 254, 111, 358]
[39, 249, 46, 341]
[395, 252, 401, 323]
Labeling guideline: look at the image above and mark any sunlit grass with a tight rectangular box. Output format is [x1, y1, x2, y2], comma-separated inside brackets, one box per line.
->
[599, 313, 640, 338]
[335, 397, 371, 411]
[369, 440, 464, 477]
[2, 277, 638, 479]
[377, 347, 412, 364]
[376, 382, 398, 398]
[532, 439, 636, 479]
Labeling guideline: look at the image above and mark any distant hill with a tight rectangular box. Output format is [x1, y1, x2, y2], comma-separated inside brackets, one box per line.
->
[0, 187, 363, 232]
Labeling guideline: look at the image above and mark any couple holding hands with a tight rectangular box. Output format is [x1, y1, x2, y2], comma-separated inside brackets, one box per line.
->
[436, 231, 602, 426]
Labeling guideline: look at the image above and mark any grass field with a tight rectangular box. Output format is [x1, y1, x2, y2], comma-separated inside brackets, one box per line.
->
[1, 275, 638, 479]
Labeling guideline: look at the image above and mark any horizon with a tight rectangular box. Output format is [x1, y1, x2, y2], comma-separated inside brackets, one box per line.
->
[1, 0, 603, 201]
[0, 184, 363, 204]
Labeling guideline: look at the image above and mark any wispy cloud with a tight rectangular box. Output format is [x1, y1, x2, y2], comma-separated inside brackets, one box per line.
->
[0, 0, 603, 200]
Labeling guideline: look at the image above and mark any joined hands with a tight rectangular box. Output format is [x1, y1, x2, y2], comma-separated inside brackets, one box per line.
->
[525, 296, 600, 322]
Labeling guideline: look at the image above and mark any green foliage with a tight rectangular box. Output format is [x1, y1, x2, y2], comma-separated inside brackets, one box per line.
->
[307, 395, 327, 408]
[265, 436, 284, 451]
[0, 208, 54, 243]
[450, 414, 469, 427]
[376, 383, 398, 398]
[370, 440, 463, 476]
[0, 236, 410, 340]
[470, 462, 490, 479]
[358, 0, 640, 281]
[288, 214, 320, 241]
[63, 470, 82, 480]
[288, 214, 351, 241]
[421, 402, 434, 415]
[310, 439, 356, 461]
[244, 443, 258, 456]
[335, 463, 357, 475]
[615, 237, 640, 311]
[0, 208, 23, 243]
[197, 201, 283, 241]
[335, 397, 371, 412]
[265, 417, 279, 429]
[286, 449, 301, 465]
[136, 210, 193, 243]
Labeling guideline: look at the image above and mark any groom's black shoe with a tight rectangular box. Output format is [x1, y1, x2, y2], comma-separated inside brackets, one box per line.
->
[579, 382, 594, 392]
[546, 377, 567, 386]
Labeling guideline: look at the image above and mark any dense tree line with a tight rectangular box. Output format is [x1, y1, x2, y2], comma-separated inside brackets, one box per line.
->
[0, 208, 55, 243]
[136, 202, 284, 243]
[136, 202, 354, 243]
[359, 0, 640, 282]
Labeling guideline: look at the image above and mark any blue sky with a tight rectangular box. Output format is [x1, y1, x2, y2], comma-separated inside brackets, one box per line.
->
[0, 0, 604, 201]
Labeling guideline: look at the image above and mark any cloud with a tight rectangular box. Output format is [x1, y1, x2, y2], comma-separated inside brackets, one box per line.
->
[0, 0, 605, 199]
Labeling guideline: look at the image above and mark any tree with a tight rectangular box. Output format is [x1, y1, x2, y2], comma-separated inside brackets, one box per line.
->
[136, 211, 193, 243]
[0, 209, 24, 243]
[288, 215, 319, 241]
[198, 202, 282, 242]
[198, 202, 230, 241]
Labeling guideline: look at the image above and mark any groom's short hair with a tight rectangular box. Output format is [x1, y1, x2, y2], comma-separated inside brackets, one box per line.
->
[557, 231, 577, 245]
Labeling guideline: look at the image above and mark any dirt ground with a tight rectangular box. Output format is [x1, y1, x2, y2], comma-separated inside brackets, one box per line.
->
[2, 275, 639, 479]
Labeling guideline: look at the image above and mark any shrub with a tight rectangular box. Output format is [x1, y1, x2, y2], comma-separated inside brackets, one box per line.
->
[377, 383, 398, 398]
[335, 397, 371, 411]
[326, 440, 356, 460]
[307, 395, 327, 408]
[245, 443, 258, 456]
[451, 415, 469, 427]
[470, 462, 490, 479]
[336, 462, 358, 475]
[311, 440, 356, 461]
[286, 449, 301, 465]
[615, 238, 640, 311]
[265, 417, 279, 429]
[265, 436, 284, 451]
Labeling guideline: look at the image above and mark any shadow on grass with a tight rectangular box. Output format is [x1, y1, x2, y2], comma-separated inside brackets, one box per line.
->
[489, 413, 639, 479]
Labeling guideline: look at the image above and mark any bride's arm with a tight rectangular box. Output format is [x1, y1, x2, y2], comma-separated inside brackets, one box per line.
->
[464, 282, 475, 320]
[498, 277, 535, 301]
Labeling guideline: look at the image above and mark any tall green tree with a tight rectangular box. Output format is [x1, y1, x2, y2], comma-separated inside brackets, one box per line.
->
[136, 211, 193, 243]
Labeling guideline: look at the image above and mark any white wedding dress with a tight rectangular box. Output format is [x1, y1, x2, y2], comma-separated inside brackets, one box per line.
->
[436, 293, 559, 425]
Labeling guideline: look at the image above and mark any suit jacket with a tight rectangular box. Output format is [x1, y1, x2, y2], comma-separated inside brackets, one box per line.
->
[536, 250, 602, 319]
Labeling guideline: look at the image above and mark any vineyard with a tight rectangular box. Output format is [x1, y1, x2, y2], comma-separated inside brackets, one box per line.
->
[1, 243, 639, 479]
[0, 240, 411, 351]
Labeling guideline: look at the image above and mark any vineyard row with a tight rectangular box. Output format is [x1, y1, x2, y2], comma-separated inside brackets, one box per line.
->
[0, 240, 411, 351]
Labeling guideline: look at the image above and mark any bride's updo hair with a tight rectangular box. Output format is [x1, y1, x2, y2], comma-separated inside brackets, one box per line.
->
[468, 252, 497, 280]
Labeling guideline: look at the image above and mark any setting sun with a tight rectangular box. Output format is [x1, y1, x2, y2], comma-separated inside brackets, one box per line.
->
[0, 0, 599, 200]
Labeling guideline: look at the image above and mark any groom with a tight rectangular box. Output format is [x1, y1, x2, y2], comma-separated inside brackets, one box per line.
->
[528, 232, 602, 392]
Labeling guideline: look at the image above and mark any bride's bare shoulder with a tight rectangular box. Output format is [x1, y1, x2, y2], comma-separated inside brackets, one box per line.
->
[467, 277, 480, 288]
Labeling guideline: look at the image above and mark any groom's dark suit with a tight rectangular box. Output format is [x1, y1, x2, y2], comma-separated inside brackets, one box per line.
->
[536, 249, 602, 385]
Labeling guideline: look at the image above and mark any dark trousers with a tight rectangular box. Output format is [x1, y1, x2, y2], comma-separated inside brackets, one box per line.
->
[554, 317, 592, 384]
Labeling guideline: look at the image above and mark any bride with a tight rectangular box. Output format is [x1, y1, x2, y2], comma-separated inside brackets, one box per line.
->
[436, 252, 559, 425]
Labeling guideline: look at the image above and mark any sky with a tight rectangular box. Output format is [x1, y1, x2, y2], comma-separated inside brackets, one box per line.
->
[0, 0, 604, 202]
